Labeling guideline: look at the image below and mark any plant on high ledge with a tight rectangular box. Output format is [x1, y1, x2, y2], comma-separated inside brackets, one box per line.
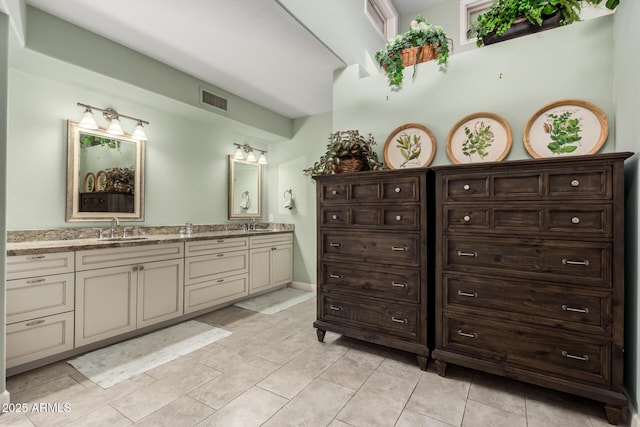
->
[303, 130, 385, 176]
[375, 15, 450, 88]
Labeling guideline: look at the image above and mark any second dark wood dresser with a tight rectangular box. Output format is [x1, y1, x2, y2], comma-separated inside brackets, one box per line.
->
[313, 169, 431, 369]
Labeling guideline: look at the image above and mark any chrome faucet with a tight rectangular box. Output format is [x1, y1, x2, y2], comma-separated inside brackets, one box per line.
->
[110, 217, 120, 238]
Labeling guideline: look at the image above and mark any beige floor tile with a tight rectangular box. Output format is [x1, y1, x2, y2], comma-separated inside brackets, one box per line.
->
[195, 305, 263, 328]
[134, 396, 214, 427]
[320, 347, 383, 391]
[198, 343, 267, 373]
[7, 362, 78, 396]
[336, 370, 418, 427]
[197, 386, 287, 427]
[468, 371, 527, 416]
[395, 409, 457, 427]
[525, 389, 596, 427]
[263, 378, 354, 427]
[0, 411, 36, 427]
[61, 405, 132, 427]
[188, 356, 281, 409]
[10, 375, 86, 408]
[328, 420, 355, 427]
[462, 399, 526, 427]
[256, 328, 318, 365]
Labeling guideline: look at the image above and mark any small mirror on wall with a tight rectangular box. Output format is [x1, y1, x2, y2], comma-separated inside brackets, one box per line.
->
[228, 156, 262, 219]
[66, 120, 145, 221]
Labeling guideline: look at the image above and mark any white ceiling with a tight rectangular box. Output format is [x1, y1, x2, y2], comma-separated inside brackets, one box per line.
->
[20, 0, 443, 120]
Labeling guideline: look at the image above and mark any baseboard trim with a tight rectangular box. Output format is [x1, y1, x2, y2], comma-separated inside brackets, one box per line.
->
[288, 281, 316, 292]
[629, 403, 638, 427]
[1, 390, 10, 405]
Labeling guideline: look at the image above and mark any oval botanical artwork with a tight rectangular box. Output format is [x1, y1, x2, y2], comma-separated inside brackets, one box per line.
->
[383, 123, 436, 169]
[446, 112, 512, 164]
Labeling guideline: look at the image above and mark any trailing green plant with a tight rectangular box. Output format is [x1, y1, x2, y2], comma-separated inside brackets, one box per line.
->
[80, 133, 119, 149]
[468, 0, 621, 47]
[375, 15, 450, 88]
[303, 130, 385, 175]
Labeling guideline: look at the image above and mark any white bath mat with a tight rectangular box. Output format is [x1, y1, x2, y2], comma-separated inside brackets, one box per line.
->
[68, 321, 231, 389]
[233, 287, 314, 315]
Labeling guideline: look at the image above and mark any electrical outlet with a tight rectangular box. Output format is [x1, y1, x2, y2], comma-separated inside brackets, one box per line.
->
[268, 213, 274, 222]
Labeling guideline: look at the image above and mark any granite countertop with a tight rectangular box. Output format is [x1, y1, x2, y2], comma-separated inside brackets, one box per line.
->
[6, 226, 293, 256]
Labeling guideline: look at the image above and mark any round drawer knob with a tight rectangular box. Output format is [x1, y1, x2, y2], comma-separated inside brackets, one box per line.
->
[463, 184, 470, 191]
[332, 215, 338, 220]
[395, 215, 402, 221]
[332, 190, 337, 195]
[463, 215, 471, 222]
[394, 187, 401, 193]
[572, 216, 580, 224]
[571, 179, 580, 187]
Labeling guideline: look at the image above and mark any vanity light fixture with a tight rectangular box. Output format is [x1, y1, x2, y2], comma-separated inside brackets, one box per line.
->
[232, 143, 267, 164]
[76, 102, 149, 141]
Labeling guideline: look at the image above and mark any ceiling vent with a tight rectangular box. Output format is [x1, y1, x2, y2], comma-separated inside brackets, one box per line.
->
[200, 88, 228, 112]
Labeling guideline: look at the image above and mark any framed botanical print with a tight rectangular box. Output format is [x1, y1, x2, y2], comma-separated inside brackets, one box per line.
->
[383, 123, 437, 169]
[446, 112, 512, 164]
[524, 99, 608, 158]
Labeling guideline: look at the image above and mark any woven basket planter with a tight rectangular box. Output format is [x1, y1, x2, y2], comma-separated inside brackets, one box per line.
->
[400, 44, 437, 66]
[337, 158, 364, 173]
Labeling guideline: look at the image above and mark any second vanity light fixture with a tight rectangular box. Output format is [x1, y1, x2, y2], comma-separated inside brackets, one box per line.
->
[233, 143, 267, 165]
[77, 102, 150, 141]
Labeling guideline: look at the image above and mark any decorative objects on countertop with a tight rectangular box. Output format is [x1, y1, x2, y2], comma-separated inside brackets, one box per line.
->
[524, 99, 608, 158]
[375, 15, 451, 87]
[303, 130, 385, 176]
[446, 112, 513, 164]
[383, 123, 437, 169]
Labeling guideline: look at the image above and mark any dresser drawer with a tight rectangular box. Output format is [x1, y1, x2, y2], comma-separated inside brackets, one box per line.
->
[321, 206, 420, 229]
[547, 167, 611, 200]
[442, 175, 490, 201]
[319, 183, 349, 202]
[320, 293, 420, 341]
[443, 273, 611, 335]
[443, 236, 610, 286]
[321, 231, 420, 266]
[319, 176, 420, 204]
[321, 261, 420, 303]
[442, 314, 610, 386]
[6, 273, 75, 324]
[7, 252, 74, 280]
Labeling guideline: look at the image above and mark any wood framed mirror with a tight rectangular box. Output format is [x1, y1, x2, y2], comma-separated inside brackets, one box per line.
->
[66, 120, 145, 221]
[228, 156, 262, 219]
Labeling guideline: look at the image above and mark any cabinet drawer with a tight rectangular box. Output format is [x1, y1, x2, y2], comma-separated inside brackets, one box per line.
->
[320, 293, 420, 341]
[319, 176, 420, 204]
[250, 233, 293, 248]
[7, 252, 74, 280]
[547, 167, 611, 200]
[443, 274, 611, 335]
[444, 236, 610, 286]
[442, 175, 490, 201]
[185, 250, 248, 286]
[185, 237, 248, 256]
[184, 273, 249, 314]
[76, 242, 184, 271]
[319, 183, 348, 202]
[6, 311, 74, 369]
[7, 273, 75, 324]
[321, 207, 420, 229]
[321, 231, 420, 267]
[321, 261, 420, 303]
[441, 314, 610, 386]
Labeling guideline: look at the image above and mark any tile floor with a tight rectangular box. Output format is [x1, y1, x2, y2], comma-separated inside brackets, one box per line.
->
[1, 295, 627, 427]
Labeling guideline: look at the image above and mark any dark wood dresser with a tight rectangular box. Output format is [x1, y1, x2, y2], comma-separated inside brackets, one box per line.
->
[432, 152, 632, 425]
[79, 192, 134, 213]
[313, 169, 431, 369]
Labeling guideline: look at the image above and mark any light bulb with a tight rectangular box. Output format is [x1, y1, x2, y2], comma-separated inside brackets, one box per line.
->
[106, 118, 124, 136]
[79, 109, 99, 129]
[258, 153, 268, 164]
[246, 150, 257, 162]
[234, 147, 245, 159]
[131, 122, 147, 141]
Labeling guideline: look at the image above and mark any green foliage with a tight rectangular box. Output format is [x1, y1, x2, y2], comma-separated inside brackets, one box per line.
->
[468, 0, 620, 47]
[462, 121, 494, 160]
[303, 130, 385, 175]
[395, 132, 422, 168]
[80, 133, 119, 149]
[374, 15, 450, 88]
[544, 111, 582, 154]
[105, 167, 136, 194]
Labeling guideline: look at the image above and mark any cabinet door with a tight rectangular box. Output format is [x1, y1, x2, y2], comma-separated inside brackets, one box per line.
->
[75, 265, 137, 347]
[272, 244, 293, 286]
[249, 247, 272, 293]
[137, 259, 184, 328]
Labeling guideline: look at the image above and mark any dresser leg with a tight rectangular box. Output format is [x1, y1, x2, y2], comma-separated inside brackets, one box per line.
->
[316, 328, 326, 343]
[604, 404, 622, 425]
[435, 360, 447, 377]
[416, 355, 428, 371]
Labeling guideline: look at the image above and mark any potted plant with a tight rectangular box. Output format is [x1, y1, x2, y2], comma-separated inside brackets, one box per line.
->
[375, 15, 450, 88]
[303, 130, 385, 175]
[468, 0, 621, 47]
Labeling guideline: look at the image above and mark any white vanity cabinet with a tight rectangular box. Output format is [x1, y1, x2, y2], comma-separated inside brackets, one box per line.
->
[184, 237, 249, 313]
[5, 252, 75, 368]
[74, 243, 184, 347]
[249, 233, 293, 294]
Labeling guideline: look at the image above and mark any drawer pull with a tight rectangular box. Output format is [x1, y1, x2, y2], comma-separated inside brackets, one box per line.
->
[463, 184, 470, 191]
[457, 290, 478, 298]
[217, 253, 224, 257]
[217, 279, 224, 283]
[25, 319, 46, 327]
[457, 330, 477, 338]
[562, 351, 589, 361]
[571, 179, 580, 187]
[562, 259, 590, 267]
[216, 239, 225, 243]
[329, 273, 343, 279]
[391, 282, 408, 288]
[330, 242, 342, 248]
[391, 246, 408, 252]
[332, 214, 338, 220]
[463, 215, 471, 222]
[571, 216, 580, 224]
[391, 317, 407, 324]
[138, 265, 145, 271]
[132, 265, 139, 271]
[27, 255, 45, 260]
[394, 187, 401, 193]
[395, 215, 402, 221]
[26, 278, 46, 284]
[271, 247, 277, 251]
[457, 251, 478, 257]
[332, 190, 337, 195]
[562, 304, 589, 314]
[329, 305, 342, 311]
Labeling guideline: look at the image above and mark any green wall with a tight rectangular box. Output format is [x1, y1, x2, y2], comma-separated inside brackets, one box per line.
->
[1, 12, 9, 399]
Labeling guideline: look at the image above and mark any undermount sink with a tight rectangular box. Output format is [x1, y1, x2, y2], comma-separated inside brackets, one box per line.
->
[99, 236, 149, 242]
